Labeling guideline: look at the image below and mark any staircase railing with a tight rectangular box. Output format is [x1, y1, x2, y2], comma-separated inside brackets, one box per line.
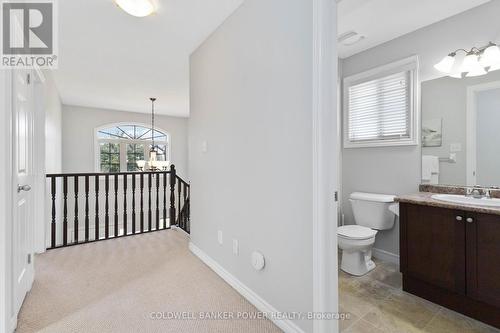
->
[176, 176, 190, 234]
[46, 164, 190, 250]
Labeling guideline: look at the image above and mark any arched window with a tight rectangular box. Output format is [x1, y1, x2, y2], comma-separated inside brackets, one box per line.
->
[95, 124, 169, 172]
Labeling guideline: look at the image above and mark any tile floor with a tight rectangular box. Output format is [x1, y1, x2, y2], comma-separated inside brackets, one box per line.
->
[339, 258, 500, 333]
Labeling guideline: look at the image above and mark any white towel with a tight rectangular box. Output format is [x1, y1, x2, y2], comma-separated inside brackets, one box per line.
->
[422, 155, 439, 184]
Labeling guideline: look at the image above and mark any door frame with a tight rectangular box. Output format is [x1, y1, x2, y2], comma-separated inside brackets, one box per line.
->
[312, 0, 338, 332]
[466, 80, 500, 186]
[0, 69, 15, 333]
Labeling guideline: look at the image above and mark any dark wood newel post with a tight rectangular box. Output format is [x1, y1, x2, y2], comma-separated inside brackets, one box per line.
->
[170, 164, 176, 225]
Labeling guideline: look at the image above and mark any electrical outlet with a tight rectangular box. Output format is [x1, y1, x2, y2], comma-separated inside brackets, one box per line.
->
[202, 140, 208, 153]
[232, 239, 239, 255]
[217, 230, 223, 245]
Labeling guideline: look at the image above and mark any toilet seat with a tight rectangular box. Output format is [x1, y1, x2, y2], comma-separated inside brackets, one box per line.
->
[338, 225, 377, 240]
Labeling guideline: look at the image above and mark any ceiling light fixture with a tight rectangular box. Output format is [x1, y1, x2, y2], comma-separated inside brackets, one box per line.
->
[114, 0, 156, 17]
[434, 42, 500, 78]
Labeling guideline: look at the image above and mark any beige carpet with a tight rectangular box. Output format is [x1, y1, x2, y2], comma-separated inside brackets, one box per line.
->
[16, 230, 282, 333]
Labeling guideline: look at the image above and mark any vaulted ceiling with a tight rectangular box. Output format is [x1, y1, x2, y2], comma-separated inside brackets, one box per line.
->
[53, 0, 244, 117]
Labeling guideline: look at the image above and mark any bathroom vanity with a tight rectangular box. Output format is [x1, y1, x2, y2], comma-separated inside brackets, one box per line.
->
[398, 190, 500, 329]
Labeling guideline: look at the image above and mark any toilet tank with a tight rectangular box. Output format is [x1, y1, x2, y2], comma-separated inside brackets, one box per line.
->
[349, 192, 396, 230]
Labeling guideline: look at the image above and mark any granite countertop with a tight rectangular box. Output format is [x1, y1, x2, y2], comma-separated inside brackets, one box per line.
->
[396, 192, 500, 216]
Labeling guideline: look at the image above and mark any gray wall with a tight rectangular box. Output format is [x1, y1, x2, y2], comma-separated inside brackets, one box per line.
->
[62, 105, 189, 178]
[44, 71, 63, 174]
[477, 88, 500, 186]
[340, 0, 500, 257]
[189, 0, 313, 331]
[422, 71, 500, 186]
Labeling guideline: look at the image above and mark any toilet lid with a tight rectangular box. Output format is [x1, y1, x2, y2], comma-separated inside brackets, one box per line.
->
[338, 225, 377, 240]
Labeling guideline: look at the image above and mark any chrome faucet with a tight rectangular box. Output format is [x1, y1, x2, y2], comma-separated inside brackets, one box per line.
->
[466, 186, 491, 199]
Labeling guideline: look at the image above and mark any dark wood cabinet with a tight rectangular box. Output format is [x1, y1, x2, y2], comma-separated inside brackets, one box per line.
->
[400, 203, 500, 329]
[466, 212, 500, 308]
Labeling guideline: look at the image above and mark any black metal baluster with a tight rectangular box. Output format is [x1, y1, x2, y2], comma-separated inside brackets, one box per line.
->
[183, 182, 188, 230]
[63, 176, 68, 246]
[178, 178, 181, 228]
[95, 175, 100, 240]
[85, 176, 89, 242]
[140, 173, 144, 232]
[156, 173, 160, 230]
[148, 173, 152, 231]
[123, 175, 127, 236]
[163, 172, 167, 229]
[132, 174, 136, 234]
[105, 175, 110, 239]
[50, 176, 56, 248]
[170, 165, 176, 225]
[74, 176, 79, 244]
[114, 174, 119, 237]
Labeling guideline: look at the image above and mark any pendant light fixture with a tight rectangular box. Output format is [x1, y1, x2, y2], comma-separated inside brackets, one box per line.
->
[434, 42, 500, 78]
[136, 97, 158, 171]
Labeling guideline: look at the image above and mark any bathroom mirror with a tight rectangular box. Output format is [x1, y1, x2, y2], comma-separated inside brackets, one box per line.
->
[421, 70, 500, 187]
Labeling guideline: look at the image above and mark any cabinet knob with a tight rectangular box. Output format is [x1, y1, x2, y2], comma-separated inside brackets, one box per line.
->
[466, 217, 474, 223]
[456, 216, 463, 221]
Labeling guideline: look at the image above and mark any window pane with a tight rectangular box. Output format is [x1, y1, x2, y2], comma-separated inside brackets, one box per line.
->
[127, 144, 145, 171]
[98, 125, 167, 141]
[100, 142, 121, 173]
[348, 71, 411, 143]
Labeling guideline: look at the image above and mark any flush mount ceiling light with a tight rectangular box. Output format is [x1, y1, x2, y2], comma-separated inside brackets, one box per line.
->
[114, 0, 156, 17]
[434, 42, 500, 78]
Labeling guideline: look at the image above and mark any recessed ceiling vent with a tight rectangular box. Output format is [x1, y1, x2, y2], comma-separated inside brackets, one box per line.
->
[338, 31, 365, 46]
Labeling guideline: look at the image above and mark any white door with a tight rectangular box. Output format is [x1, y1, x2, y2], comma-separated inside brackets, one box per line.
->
[12, 68, 35, 314]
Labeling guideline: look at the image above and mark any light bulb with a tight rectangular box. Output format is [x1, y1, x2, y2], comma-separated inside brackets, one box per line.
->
[114, 0, 156, 17]
[434, 54, 455, 74]
[480, 43, 500, 68]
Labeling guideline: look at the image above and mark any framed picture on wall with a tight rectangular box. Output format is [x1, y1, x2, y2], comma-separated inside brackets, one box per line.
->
[422, 118, 442, 147]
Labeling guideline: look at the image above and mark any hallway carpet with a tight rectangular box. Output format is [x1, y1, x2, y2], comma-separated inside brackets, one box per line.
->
[16, 230, 281, 333]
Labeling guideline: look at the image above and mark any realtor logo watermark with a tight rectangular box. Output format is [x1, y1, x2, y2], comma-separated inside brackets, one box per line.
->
[1, 0, 58, 68]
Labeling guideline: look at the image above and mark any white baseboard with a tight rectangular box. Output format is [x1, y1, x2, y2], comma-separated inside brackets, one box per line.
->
[172, 225, 190, 237]
[372, 248, 400, 266]
[10, 315, 17, 333]
[189, 242, 305, 333]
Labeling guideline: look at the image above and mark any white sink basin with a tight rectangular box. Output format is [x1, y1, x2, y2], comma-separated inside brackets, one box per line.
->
[431, 194, 500, 208]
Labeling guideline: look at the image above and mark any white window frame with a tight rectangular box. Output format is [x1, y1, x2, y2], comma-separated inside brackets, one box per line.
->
[343, 55, 420, 148]
[93, 122, 170, 172]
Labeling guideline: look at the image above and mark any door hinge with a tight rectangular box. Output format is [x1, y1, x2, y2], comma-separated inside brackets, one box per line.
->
[334, 191, 338, 202]
[27, 253, 31, 264]
[27, 73, 31, 85]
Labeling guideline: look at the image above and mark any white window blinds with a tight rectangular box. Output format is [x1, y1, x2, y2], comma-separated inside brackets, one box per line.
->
[347, 71, 411, 143]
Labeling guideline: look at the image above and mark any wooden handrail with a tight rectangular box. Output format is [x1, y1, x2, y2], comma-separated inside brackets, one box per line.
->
[47, 171, 172, 178]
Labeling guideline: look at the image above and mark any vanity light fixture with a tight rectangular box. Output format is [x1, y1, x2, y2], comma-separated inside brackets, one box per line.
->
[434, 42, 500, 78]
[114, 0, 156, 17]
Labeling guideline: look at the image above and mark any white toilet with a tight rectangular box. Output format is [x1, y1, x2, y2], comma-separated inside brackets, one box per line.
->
[338, 192, 397, 276]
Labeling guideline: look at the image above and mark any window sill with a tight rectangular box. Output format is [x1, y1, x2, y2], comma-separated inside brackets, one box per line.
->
[343, 139, 419, 149]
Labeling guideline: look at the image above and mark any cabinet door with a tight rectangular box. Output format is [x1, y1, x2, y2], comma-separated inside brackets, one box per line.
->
[401, 204, 466, 293]
[466, 213, 500, 307]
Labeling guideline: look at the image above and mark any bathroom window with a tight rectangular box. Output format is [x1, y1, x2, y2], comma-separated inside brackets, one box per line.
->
[343, 56, 419, 148]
